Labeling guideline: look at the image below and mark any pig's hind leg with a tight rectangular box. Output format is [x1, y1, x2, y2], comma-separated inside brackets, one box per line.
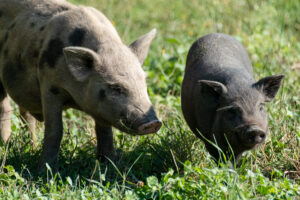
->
[0, 82, 12, 144]
[19, 107, 37, 148]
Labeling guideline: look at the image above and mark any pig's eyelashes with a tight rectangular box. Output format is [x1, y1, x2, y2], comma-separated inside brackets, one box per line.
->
[108, 84, 124, 95]
[216, 105, 235, 112]
[225, 106, 242, 120]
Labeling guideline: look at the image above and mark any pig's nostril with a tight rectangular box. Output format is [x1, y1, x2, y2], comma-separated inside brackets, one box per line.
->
[247, 129, 266, 145]
[138, 120, 162, 134]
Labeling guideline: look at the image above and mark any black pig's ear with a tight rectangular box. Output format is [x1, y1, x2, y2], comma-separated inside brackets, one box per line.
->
[198, 80, 227, 101]
[253, 74, 284, 102]
[198, 80, 228, 97]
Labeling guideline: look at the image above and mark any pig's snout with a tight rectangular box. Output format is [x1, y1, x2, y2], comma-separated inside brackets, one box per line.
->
[246, 127, 266, 145]
[137, 120, 162, 134]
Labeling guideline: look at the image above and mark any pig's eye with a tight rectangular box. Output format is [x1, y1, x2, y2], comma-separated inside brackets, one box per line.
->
[226, 106, 242, 120]
[108, 84, 123, 95]
[259, 103, 265, 112]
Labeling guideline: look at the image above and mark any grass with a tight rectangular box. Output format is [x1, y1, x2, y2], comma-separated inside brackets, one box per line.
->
[1, 0, 299, 199]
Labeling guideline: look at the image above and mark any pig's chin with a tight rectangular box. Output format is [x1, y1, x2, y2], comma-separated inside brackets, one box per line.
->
[113, 124, 152, 136]
[114, 124, 138, 135]
[234, 131, 261, 150]
[114, 121, 161, 136]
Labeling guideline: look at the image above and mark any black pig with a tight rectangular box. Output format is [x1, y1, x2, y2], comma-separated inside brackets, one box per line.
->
[181, 33, 284, 164]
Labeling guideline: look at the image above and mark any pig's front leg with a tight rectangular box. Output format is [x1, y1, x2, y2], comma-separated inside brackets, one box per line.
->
[95, 124, 116, 160]
[39, 87, 64, 171]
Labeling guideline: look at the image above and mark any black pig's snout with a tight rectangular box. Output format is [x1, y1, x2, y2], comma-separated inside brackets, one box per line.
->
[246, 128, 266, 145]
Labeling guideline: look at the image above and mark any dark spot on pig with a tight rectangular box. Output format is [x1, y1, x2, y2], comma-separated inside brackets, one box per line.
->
[99, 89, 106, 99]
[39, 38, 64, 68]
[50, 86, 59, 95]
[30, 22, 36, 28]
[40, 26, 45, 31]
[2, 61, 23, 89]
[69, 28, 86, 46]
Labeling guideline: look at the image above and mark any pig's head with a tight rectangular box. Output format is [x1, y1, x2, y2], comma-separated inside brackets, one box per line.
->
[63, 29, 161, 135]
[198, 75, 284, 161]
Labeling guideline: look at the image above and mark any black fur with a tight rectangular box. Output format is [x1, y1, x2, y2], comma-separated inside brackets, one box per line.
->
[69, 28, 86, 46]
[2, 61, 24, 89]
[39, 38, 64, 68]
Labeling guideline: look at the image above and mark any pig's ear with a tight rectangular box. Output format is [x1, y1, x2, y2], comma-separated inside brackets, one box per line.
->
[63, 47, 99, 81]
[129, 29, 156, 65]
[198, 80, 228, 97]
[253, 74, 284, 102]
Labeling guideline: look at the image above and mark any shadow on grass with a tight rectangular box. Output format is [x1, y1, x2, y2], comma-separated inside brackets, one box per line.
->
[1, 124, 200, 187]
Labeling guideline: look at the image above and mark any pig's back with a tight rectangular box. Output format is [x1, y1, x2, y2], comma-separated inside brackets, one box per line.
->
[185, 33, 253, 83]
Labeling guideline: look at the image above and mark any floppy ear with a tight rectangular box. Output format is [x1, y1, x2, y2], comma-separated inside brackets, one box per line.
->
[193, 80, 228, 136]
[129, 29, 156, 65]
[63, 47, 99, 81]
[198, 80, 228, 97]
[253, 75, 284, 102]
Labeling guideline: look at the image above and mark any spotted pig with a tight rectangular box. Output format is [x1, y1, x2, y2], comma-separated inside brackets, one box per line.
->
[0, 0, 161, 170]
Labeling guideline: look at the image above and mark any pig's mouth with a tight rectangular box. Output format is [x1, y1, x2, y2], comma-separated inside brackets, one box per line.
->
[118, 118, 162, 135]
[234, 126, 266, 149]
[137, 120, 162, 134]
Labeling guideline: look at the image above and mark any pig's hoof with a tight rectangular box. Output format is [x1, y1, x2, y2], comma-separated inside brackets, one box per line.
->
[37, 160, 58, 175]
[98, 151, 118, 163]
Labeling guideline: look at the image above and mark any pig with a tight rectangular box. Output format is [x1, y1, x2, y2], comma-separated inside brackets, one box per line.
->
[181, 33, 284, 164]
[0, 0, 161, 170]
